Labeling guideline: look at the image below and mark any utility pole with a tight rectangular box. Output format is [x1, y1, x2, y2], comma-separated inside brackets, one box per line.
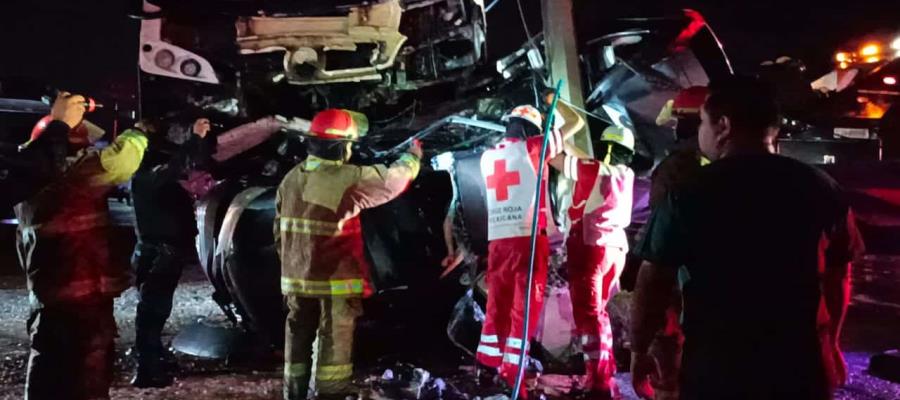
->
[541, 0, 592, 156]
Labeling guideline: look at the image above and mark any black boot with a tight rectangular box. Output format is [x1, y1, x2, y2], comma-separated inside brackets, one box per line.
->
[131, 349, 175, 388]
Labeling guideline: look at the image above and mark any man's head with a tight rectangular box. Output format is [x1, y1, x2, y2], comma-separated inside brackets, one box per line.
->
[699, 75, 781, 161]
[306, 109, 361, 162]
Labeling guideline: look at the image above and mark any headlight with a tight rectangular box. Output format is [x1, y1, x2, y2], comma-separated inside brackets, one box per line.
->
[180, 59, 202, 77]
[861, 43, 881, 57]
[154, 49, 175, 70]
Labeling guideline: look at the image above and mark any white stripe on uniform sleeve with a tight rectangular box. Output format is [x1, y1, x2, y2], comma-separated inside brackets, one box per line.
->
[564, 155, 579, 181]
[552, 129, 564, 157]
[547, 132, 557, 158]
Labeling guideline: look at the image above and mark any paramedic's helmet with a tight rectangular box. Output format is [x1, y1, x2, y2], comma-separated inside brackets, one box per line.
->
[308, 109, 360, 141]
[600, 125, 635, 153]
[502, 105, 543, 131]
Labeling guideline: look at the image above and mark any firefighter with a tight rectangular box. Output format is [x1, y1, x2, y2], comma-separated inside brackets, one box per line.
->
[15, 92, 149, 400]
[276, 109, 422, 400]
[651, 86, 711, 207]
[129, 117, 214, 387]
[548, 125, 635, 399]
[464, 102, 582, 396]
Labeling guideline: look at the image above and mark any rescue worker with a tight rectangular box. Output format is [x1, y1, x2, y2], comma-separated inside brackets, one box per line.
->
[15, 92, 149, 400]
[461, 102, 582, 396]
[275, 109, 422, 400]
[130, 117, 214, 388]
[651, 86, 710, 207]
[639, 86, 709, 400]
[549, 125, 635, 399]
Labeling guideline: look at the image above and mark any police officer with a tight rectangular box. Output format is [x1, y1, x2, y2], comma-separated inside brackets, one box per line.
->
[130, 118, 214, 387]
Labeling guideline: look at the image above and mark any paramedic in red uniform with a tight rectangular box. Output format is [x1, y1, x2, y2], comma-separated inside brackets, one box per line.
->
[466, 102, 583, 396]
[550, 125, 635, 399]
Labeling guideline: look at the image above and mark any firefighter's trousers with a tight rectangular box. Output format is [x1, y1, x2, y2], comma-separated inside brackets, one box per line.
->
[25, 297, 117, 400]
[476, 235, 549, 394]
[566, 230, 625, 394]
[284, 296, 362, 400]
[132, 241, 193, 358]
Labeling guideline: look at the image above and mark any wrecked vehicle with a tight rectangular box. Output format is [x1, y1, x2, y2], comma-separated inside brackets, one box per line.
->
[135, 0, 487, 113]
[131, 0, 496, 360]
[153, 8, 735, 371]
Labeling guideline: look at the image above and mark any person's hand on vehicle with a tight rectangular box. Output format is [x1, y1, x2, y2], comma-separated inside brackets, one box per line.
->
[409, 139, 423, 159]
[193, 118, 212, 138]
[440, 248, 467, 278]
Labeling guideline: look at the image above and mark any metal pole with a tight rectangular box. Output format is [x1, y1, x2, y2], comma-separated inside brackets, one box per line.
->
[511, 79, 563, 400]
[541, 0, 592, 156]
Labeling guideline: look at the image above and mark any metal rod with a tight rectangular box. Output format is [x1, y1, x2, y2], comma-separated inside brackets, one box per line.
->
[511, 79, 563, 400]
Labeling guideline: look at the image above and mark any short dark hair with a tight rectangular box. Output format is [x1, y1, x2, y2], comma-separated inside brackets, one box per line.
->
[704, 75, 780, 136]
[307, 137, 348, 161]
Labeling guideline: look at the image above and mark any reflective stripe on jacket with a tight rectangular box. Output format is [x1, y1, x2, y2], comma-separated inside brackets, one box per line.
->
[276, 153, 420, 298]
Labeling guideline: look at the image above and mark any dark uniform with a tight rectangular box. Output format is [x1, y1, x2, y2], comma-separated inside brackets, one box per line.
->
[130, 133, 213, 387]
[16, 121, 148, 400]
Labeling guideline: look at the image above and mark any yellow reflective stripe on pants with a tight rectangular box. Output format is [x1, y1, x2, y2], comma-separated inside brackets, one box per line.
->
[284, 362, 310, 377]
[316, 364, 353, 381]
[280, 217, 342, 236]
[281, 278, 364, 296]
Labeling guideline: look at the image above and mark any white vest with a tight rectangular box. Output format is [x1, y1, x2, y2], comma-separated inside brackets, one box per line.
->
[582, 164, 634, 249]
[481, 140, 539, 240]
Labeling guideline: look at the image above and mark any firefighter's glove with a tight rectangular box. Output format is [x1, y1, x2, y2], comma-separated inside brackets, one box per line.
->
[51, 92, 86, 129]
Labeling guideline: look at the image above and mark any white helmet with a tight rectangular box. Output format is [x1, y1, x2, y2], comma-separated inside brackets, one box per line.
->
[600, 125, 635, 152]
[502, 105, 543, 130]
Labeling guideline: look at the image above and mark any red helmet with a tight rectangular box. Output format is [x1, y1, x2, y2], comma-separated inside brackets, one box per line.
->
[308, 109, 360, 141]
[672, 86, 709, 116]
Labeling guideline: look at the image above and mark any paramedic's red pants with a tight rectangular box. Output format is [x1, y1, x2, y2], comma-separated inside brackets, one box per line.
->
[566, 229, 625, 392]
[476, 235, 549, 391]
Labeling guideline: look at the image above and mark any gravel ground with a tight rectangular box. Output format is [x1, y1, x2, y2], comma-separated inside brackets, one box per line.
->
[1, 259, 899, 399]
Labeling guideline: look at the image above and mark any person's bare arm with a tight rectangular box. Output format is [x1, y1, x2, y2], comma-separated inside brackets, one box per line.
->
[822, 261, 850, 345]
[631, 260, 678, 399]
[632, 261, 678, 355]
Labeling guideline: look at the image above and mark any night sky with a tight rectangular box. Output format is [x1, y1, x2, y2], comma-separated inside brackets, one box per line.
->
[0, 0, 898, 97]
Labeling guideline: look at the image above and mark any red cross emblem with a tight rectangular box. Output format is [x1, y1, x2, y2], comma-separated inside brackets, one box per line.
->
[486, 159, 520, 201]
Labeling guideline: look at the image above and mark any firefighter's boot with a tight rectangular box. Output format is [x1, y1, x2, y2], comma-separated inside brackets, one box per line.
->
[131, 349, 175, 388]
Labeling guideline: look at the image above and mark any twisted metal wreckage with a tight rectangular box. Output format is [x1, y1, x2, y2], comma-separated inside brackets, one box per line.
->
[128, 1, 734, 367]
[0, 0, 734, 371]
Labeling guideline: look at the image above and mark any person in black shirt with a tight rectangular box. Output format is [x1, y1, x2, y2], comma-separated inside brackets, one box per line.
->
[130, 118, 214, 388]
[630, 76, 864, 400]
